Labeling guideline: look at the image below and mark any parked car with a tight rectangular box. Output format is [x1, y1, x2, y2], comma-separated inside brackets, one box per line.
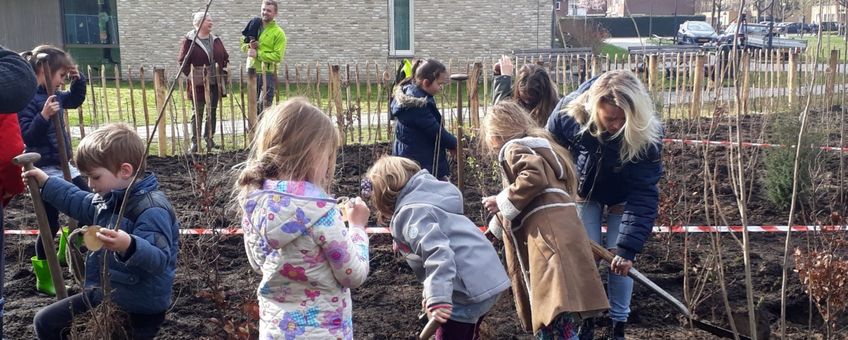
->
[780, 22, 808, 34]
[716, 22, 772, 47]
[677, 21, 718, 45]
[819, 22, 841, 32]
[715, 22, 805, 51]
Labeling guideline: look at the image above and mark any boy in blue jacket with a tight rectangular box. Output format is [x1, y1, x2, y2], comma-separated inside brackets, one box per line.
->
[23, 123, 179, 340]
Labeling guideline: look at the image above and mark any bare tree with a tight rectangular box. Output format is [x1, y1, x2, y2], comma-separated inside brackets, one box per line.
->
[574, 0, 606, 10]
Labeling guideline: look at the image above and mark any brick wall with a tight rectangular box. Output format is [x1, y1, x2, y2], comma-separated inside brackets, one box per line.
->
[117, 0, 552, 79]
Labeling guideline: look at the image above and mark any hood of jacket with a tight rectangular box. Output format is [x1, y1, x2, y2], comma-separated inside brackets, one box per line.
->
[391, 84, 431, 113]
[498, 136, 569, 181]
[394, 170, 462, 215]
[241, 180, 336, 249]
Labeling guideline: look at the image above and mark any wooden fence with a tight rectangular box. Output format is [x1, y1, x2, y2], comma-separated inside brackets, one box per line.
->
[67, 49, 848, 158]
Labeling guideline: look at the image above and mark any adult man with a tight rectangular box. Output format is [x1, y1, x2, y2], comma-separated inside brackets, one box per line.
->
[243, 0, 286, 113]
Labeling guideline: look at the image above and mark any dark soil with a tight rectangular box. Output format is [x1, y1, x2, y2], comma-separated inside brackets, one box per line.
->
[3, 114, 847, 339]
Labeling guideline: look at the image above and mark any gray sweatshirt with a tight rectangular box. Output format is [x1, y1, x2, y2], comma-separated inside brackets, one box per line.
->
[391, 170, 510, 307]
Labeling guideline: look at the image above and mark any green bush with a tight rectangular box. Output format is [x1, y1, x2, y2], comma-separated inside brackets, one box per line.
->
[763, 113, 820, 210]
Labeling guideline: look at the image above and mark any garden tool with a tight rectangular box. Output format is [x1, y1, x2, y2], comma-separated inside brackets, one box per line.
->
[588, 241, 750, 340]
[13, 152, 68, 299]
[419, 317, 440, 340]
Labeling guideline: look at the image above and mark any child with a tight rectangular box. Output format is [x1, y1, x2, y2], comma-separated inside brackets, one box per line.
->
[235, 98, 370, 339]
[24, 122, 180, 339]
[18, 45, 91, 295]
[492, 55, 559, 127]
[364, 156, 510, 339]
[480, 101, 608, 339]
[391, 59, 457, 180]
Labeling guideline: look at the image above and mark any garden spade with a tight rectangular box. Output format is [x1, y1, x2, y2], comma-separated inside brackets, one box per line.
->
[588, 241, 750, 340]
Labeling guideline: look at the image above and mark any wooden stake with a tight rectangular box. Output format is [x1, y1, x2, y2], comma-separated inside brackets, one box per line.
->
[115, 64, 123, 121]
[140, 67, 150, 141]
[153, 68, 168, 156]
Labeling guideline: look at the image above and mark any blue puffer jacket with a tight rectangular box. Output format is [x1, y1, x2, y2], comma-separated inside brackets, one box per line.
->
[17, 76, 86, 168]
[546, 76, 663, 261]
[391, 84, 457, 178]
[41, 173, 179, 314]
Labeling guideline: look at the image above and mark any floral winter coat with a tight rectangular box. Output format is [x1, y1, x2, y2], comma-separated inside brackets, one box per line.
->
[241, 180, 370, 339]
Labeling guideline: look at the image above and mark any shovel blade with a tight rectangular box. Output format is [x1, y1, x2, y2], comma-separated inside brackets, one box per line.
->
[691, 318, 751, 340]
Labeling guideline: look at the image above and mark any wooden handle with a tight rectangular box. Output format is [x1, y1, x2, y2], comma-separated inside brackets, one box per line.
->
[24, 175, 69, 299]
[418, 318, 441, 340]
[589, 240, 616, 263]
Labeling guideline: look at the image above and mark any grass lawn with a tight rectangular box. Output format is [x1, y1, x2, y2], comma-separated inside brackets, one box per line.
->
[599, 43, 628, 59]
[794, 33, 848, 62]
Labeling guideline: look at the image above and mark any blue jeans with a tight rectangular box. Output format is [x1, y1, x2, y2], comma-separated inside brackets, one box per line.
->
[576, 200, 633, 322]
[450, 292, 501, 324]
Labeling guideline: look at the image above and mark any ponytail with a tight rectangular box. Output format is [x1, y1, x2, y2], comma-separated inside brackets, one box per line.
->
[20, 45, 74, 77]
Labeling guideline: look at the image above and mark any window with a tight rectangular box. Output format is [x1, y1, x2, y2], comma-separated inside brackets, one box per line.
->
[556, 1, 561, 11]
[390, 0, 414, 56]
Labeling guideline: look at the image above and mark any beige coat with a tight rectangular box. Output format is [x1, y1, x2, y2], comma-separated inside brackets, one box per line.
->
[489, 136, 609, 332]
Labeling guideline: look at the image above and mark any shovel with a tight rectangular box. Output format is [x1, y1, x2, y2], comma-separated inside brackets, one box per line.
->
[589, 241, 750, 340]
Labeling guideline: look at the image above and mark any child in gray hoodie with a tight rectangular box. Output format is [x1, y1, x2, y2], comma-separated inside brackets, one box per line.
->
[365, 156, 510, 339]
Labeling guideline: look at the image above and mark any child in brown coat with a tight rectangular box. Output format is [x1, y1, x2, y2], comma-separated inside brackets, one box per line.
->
[481, 100, 609, 339]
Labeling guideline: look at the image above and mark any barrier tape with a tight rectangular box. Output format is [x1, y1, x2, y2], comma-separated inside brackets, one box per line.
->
[662, 138, 848, 153]
[5, 225, 845, 236]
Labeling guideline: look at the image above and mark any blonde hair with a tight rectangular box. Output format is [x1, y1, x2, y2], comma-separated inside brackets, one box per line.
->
[235, 98, 339, 202]
[75, 123, 146, 175]
[563, 70, 661, 163]
[364, 156, 421, 224]
[481, 100, 578, 194]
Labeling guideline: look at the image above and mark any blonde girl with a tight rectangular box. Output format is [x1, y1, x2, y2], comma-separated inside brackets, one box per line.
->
[481, 100, 608, 339]
[235, 98, 371, 339]
[365, 156, 510, 339]
[546, 70, 663, 339]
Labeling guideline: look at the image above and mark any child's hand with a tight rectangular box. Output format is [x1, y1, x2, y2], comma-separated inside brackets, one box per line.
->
[249, 40, 259, 50]
[344, 197, 370, 229]
[68, 65, 80, 81]
[499, 55, 514, 76]
[247, 48, 257, 58]
[21, 167, 49, 188]
[482, 196, 499, 214]
[41, 95, 60, 119]
[427, 303, 453, 323]
[96, 229, 133, 254]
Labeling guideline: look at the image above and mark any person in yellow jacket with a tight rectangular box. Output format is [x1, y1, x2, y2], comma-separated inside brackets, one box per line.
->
[242, 0, 287, 113]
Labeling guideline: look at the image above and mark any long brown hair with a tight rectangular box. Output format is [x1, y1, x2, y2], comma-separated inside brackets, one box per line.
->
[513, 64, 558, 127]
[20, 45, 74, 85]
[235, 97, 340, 202]
[481, 100, 578, 194]
[364, 156, 421, 224]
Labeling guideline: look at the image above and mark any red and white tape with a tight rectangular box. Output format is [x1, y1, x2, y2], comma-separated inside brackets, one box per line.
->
[4, 225, 845, 236]
[662, 138, 848, 153]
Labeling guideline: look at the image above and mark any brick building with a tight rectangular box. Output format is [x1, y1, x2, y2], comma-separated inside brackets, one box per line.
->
[607, 0, 696, 17]
[1, 0, 553, 79]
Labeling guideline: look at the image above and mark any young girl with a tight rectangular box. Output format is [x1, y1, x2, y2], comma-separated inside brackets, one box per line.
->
[364, 156, 510, 339]
[18, 45, 90, 295]
[235, 98, 371, 339]
[492, 55, 559, 127]
[391, 59, 457, 180]
[546, 70, 663, 340]
[481, 100, 608, 339]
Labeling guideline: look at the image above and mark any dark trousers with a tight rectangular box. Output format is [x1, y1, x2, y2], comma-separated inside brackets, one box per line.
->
[256, 73, 276, 114]
[36, 175, 90, 259]
[434, 317, 485, 340]
[33, 289, 165, 340]
[190, 85, 219, 144]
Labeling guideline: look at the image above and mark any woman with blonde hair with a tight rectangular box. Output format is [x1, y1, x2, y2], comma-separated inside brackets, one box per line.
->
[546, 70, 663, 340]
